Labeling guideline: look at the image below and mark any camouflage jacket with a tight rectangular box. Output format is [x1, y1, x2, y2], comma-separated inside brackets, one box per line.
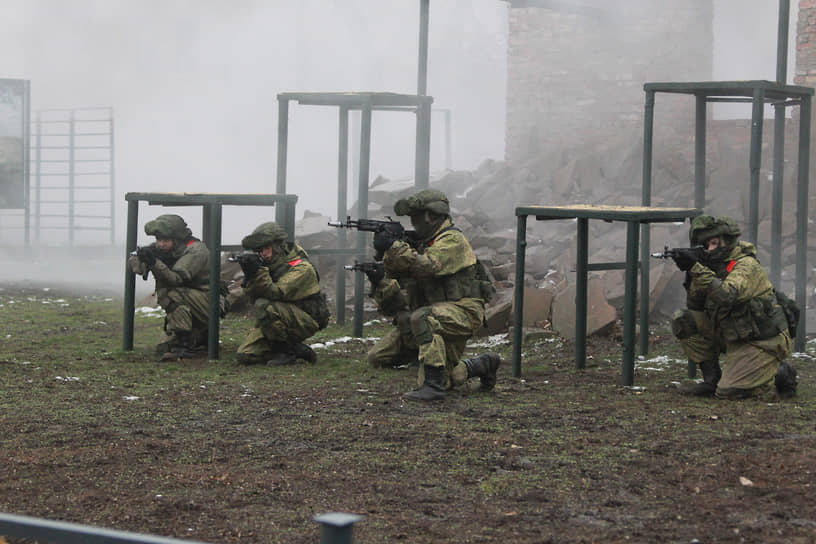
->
[378, 219, 492, 311]
[129, 238, 210, 291]
[687, 241, 788, 342]
[243, 242, 320, 303]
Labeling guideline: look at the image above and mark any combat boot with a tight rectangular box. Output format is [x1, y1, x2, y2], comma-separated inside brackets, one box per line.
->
[464, 352, 502, 392]
[266, 343, 297, 366]
[404, 365, 446, 401]
[292, 342, 318, 364]
[158, 331, 201, 361]
[679, 360, 721, 396]
[775, 361, 798, 399]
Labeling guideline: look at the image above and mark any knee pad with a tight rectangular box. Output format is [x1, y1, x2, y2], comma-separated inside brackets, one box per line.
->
[672, 309, 698, 340]
[410, 307, 436, 346]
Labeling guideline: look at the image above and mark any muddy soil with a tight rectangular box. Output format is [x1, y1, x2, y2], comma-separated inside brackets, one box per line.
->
[0, 286, 814, 543]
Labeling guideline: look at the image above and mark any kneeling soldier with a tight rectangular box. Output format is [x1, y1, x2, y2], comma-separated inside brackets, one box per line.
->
[128, 214, 225, 360]
[372, 189, 501, 401]
[235, 222, 330, 366]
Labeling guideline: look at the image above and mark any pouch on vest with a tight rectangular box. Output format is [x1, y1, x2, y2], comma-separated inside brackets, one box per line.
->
[774, 290, 800, 338]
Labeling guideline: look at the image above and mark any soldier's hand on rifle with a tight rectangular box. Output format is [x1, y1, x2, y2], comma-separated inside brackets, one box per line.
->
[239, 254, 264, 279]
[137, 246, 157, 267]
[373, 229, 397, 257]
[364, 262, 385, 290]
[671, 247, 705, 272]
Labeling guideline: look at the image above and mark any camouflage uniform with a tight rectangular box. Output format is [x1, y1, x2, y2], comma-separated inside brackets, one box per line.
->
[128, 214, 225, 357]
[236, 222, 330, 365]
[371, 189, 500, 400]
[672, 215, 792, 399]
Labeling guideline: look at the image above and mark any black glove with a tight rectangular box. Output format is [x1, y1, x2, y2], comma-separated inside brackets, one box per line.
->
[671, 247, 704, 272]
[137, 246, 157, 267]
[364, 262, 385, 290]
[373, 228, 398, 258]
[239, 254, 264, 279]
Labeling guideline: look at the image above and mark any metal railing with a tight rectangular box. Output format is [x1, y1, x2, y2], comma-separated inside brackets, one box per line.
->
[0, 511, 363, 544]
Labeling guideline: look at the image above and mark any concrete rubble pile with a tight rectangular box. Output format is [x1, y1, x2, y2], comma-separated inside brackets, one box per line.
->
[225, 132, 816, 340]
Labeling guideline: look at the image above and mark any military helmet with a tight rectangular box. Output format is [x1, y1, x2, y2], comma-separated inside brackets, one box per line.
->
[715, 216, 742, 239]
[393, 189, 450, 217]
[241, 221, 288, 251]
[144, 214, 191, 240]
[688, 214, 718, 245]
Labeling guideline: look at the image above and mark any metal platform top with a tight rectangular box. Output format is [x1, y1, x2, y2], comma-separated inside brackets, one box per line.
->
[516, 204, 701, 223]
[125, 192, 298, 206]
[277, 91, 434, 109]
[644, 80, 815, 100]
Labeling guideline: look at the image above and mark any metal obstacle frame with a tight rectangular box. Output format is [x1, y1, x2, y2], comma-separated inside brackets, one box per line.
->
[122, 192, 298, 361]
[640, 80, 813, 359]
[275, 92, 434, 337]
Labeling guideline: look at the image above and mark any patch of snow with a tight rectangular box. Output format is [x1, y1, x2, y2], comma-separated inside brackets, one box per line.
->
[468, 334, 510, 348]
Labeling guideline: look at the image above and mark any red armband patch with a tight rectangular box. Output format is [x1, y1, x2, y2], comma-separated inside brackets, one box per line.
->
[726, 260, 737, 273]
[287, 258, 302, 266]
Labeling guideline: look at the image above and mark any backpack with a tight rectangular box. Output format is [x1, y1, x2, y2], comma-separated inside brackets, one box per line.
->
[775, 290, 800, 338]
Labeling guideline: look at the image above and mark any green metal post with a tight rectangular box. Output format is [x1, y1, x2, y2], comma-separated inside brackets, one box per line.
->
[417, 0, 429, 96]
[695, 94, 707, 210]
[511, 214, 527, 378]
[201, 207, 211, 247]
[275, 97, 289, 226]
[353, 103, 372, 337]
[642, 90, 654, 203]
[770, 104, 785, 287]
[414, 100, 432, 189]
[638, 222, 650, 357]
[575, 218, 588, 369]
[282, 197, 296, 240]
[336, 106, 349, 324]
[777, 0, 790, 85]
[795, 96, 810, 351]
[771, 0, 790, 287]
[207, 204, 222, 360]
[621, 221, 640, 386]
[122, 200, 139, 351]
[313, 512, 363, 544]
[748, 88, 765, 244]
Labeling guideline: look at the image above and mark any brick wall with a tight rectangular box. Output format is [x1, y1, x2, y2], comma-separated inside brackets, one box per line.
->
[505, 0, 714, 164]
[796, 0, 816, 100]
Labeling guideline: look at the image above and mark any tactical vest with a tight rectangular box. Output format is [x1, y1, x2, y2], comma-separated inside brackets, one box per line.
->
[404, 228, 495, 307]
[265, 245, 331, 329]
[706, 256, 789, 343]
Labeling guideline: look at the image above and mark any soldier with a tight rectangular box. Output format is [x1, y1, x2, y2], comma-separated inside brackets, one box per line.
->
[670, 214, 797, 399]
[128, 214, 225, 360]
[235, 222, 330, 366]
[368, 188, 501, 401]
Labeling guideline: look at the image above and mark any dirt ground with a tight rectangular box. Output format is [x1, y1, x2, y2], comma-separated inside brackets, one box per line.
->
[1, 283, 815, 543]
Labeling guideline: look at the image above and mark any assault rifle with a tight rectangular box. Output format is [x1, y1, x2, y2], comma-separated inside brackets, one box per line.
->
[227, 252, 264, 266]
[328, 216, 419, 259]
[343, 261, 382, 274]
[649, 245, 704, 259]
[129, 246, 157, 279]
[344, 260, 385, 293]
[228, 252, 266, 284]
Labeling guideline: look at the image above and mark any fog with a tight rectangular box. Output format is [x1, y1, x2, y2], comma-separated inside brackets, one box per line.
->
[0, 0, 798, 249]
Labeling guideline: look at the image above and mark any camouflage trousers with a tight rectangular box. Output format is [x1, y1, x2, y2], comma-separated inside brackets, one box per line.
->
[390, 298, 484, 389]
[367, 313, 419, 368]
[156, 287, 213, 345]
[674, 309, 792, 396]
[237, 298, 319, 359]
